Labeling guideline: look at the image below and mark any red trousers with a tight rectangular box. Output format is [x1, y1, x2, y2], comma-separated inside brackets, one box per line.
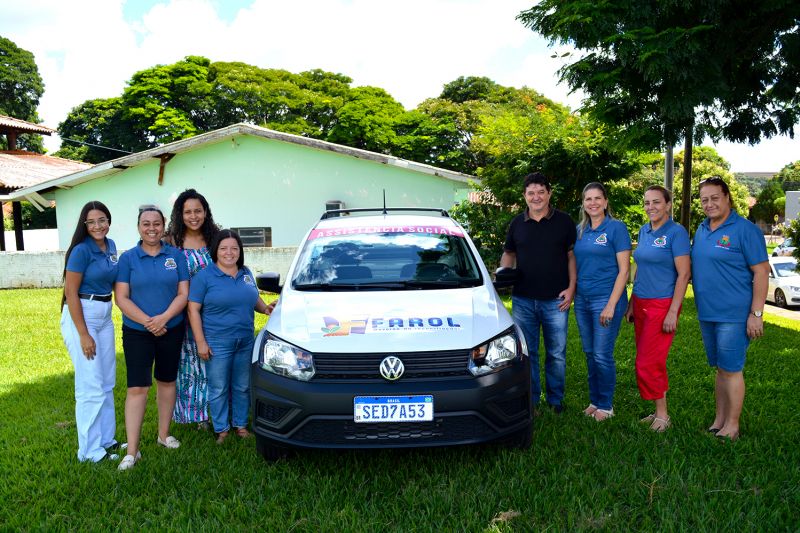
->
[633, 296, 680, 400]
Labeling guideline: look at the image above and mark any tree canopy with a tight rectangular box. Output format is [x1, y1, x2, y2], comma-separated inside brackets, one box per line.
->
[518, 0, 800, 228]
[0, 35, 45, 152]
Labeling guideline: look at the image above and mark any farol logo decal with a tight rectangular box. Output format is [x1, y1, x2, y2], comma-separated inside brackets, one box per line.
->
[322, 315, 462, 337]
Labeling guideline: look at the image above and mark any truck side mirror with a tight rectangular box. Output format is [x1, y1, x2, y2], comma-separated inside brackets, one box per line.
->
[256, 272, 282, 293]
[493, 267, 519, 289]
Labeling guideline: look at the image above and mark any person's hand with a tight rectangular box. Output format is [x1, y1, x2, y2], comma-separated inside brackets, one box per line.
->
[153, 326, 168, 337]
[662, 310, 679, 333]
[80, 333, 96, 359]
[599, 305, 614, 328]
[265, 301, 276, 315]
[624, 304, 634, 324]
[557, 287, 575, 312]
[746, 314, 764, 339]
[145, 314, 168, 335]
[197, 340, 212, 361]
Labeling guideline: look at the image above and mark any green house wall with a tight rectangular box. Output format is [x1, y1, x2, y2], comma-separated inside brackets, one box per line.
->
[54, 135, 469, 249]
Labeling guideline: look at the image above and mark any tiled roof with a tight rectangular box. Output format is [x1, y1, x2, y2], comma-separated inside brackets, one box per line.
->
[0, 151, 91, 189]
[0, 115, 55, 135]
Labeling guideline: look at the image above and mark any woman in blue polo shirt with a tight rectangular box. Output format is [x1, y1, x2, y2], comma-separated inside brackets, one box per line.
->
[60, 201, 120, 463]
[188, 229, 273, 444]
[691, 177, 769, 441]
[573, 182, 631, 422]
[114, 206, 190, 470]
[624, 186, 691, 432]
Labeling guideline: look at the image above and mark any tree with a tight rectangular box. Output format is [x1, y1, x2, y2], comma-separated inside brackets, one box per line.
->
[451, 94, 640, 267]
[327, 87, 404, 153]
[671, 147, 750, 234]
[0, 36, 45, 152]
[518, 1, 800, 230]
[751, 179, 787, 223]
[775, 160, 800, 190]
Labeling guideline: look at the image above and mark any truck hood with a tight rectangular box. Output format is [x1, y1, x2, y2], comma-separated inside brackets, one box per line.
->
[266, 286, 512, 353]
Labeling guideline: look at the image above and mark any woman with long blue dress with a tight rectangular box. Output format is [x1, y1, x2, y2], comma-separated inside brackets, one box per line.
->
[167, 189, 219, 430]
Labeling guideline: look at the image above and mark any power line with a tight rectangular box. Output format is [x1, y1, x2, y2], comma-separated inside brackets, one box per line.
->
[59, 137, 133, 154]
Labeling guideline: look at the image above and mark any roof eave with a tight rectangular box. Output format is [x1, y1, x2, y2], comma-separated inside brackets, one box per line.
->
[8, 123, 478, 198]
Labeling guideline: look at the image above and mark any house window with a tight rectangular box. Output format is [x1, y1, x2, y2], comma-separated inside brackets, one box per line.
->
[233, 227, 272, 247]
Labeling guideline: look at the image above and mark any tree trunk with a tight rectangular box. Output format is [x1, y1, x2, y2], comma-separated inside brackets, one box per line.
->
[679, 128, 693, 231]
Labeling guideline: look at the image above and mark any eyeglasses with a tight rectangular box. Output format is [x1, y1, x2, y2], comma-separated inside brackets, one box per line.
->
[699, 177, 725, 186]
[84, 218, 109, 228]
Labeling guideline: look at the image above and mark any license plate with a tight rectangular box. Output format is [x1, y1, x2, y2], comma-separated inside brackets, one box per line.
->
[353, 395, 434, 423]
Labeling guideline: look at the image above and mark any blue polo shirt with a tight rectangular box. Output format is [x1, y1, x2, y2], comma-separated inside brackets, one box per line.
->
[691, 211, 768, 322]
[189, 264, 259, 339]
[116, 241, 189, 331]
[575, 216, 632, 298]
[632, 219, 690, 299]
[66, 237, 119, 295]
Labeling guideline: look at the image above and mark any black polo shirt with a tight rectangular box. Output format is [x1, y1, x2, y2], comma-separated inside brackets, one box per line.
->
[503, 207, 576, 299]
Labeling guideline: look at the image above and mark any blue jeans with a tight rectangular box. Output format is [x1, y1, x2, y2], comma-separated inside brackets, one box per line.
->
[573, 292, 627, 410]
[206, 336, 255, 433]
[512, 296, 569, 406]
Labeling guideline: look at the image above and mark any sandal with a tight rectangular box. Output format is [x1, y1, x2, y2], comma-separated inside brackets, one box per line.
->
[716, 430, 740, 441]
[216, 431, 229, 445]
[156, 435, 181, 449]
[583, 404, 598, 417]
[649, 416, 671, 432]
[640, 413, 656, 424]
[592, 408, 614, 421]
[235, 427, 252, 438]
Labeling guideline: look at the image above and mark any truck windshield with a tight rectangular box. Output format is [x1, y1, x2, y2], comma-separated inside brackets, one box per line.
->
[292, 229, 482, 290]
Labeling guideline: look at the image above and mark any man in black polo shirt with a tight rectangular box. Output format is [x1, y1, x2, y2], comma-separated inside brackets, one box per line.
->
[501, 172, 576, 413]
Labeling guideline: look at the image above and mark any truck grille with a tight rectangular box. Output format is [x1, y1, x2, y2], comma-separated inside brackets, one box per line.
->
[312, 349, 471, 380]
[291, 416, 494, 445]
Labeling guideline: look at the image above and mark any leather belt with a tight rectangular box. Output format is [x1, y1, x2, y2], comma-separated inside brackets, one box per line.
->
[79, 293, 112, 302]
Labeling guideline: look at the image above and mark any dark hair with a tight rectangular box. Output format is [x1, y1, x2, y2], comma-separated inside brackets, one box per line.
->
[166, 189, 219, 249]
[137, 205, 165, 224]
[578, 182, 612, 238]
[698, 176, 734, 208]
[645, 185, 672, 203]
[62, 201, 112, 306]
[209, 229, 245, 270]
[523, 172, 551, 192]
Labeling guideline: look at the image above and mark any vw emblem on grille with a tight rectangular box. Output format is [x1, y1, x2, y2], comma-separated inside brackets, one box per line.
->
[379, 356, 405, 380]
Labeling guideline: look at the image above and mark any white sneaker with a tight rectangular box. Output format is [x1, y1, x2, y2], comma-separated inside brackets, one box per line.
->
[157, 436, 181, 449]
[118, 451, 141, 471]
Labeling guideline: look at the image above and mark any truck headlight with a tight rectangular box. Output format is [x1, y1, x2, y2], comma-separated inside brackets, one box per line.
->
[260, 335, 315, 381]
[468, 328, 521, 376]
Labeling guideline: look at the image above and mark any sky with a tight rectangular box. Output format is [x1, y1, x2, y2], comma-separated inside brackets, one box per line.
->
[2, 0, 799, 173]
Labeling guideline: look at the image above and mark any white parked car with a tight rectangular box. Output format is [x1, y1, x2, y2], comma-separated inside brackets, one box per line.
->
[250, 208, 532, 460]
[766, 257, 800, 309]
[772, 237, 795, 257]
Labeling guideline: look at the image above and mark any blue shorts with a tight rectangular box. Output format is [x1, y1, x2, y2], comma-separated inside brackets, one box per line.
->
[698, 321, 750, 372]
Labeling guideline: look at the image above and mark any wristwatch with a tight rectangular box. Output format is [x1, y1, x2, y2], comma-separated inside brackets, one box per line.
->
[751, 310, 763, 318]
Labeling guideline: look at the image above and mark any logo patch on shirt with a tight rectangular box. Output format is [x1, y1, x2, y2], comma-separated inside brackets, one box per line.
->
[164, 257, 177, 270]
[594, 233, 608, 245]
[109, 254, 118, 264]
[716, 235, 732, 249]
[652, 236, 667, 248]
[243, 274, 254, 286]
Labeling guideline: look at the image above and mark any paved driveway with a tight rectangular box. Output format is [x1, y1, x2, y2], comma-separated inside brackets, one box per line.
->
[764, 303, 800, 321]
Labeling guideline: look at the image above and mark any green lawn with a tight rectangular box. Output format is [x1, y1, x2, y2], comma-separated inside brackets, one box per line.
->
[1, 288, 798, 531]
